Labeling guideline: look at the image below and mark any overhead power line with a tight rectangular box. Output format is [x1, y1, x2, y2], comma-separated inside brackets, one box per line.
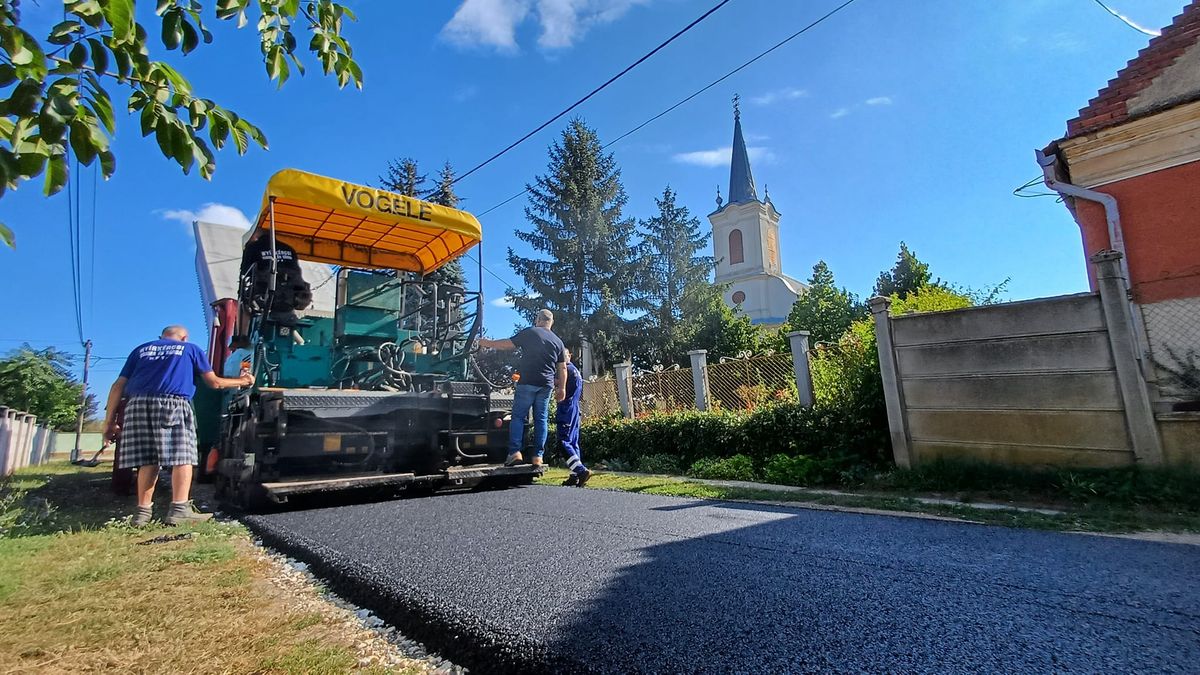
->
[453, 0, 733, 186]
[476, 0, 860, 220]
[1092, 0, 1162, 37]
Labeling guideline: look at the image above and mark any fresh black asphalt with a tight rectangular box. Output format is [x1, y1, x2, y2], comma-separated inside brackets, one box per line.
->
[244, 486, 1200, 674]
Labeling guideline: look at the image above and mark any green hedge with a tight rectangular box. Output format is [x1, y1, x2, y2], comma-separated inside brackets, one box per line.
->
[581, 399, 889, 480]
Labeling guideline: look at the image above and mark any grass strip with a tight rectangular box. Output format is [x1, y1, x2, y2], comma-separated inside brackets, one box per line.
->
[0, 463, 420, 674]
[538, 468, 1200, 534]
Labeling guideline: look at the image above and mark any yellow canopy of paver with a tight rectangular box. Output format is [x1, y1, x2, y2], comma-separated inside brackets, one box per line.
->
[252, 168, 482, 275]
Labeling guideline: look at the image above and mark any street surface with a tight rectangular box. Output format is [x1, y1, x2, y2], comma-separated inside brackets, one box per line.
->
[245, 486, 1200, 674]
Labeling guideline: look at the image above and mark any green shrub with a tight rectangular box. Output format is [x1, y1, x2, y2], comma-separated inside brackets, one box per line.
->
[688, 455, 758, 481]
[635, 454, 684, 475]
[762, 454, 821, 486]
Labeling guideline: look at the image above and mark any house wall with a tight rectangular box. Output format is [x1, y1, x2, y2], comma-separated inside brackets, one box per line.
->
[1072, 159, 1200, 304]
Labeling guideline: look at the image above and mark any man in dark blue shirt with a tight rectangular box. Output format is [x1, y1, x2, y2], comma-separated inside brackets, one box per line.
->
[479, 309, 566, 467]
[103, 325, 252, 526]
[556, 347, 592, 487]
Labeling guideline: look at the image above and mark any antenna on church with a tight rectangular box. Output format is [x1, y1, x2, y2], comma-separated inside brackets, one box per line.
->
[715, 184, 723, 208]
[732, 93, 740, 119]
[764, 184, 770, 203]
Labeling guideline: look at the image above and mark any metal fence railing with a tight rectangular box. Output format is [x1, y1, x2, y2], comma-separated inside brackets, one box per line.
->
[581, 379, 620, 420]
[631, 366, 696, 416]
[1140, 297, 1200, 399]
[707, 354, 796, 411]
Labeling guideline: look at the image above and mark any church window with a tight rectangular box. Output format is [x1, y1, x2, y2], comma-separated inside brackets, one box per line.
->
[731, 291, 746, 305]
[729, 229, 744, 264]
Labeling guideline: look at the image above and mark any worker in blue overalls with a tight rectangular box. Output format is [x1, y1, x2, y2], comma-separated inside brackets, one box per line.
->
[557, 347, 592, 487]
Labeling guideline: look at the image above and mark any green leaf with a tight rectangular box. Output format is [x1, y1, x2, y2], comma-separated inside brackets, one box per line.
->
[0, 221, 13, 249]
[70, 118, 99, 165]
[156, 0, 173, 15]
[239, 119, 268, 150]
[87, 38, 109, 75]
[139, 103, 156, 136]
[181, 19, 199, 54]
[98, 149, 116, 177]
[43, 154, 68, 196]
[69, 42, 88, 68]
[102, 0, 136, 44]
[0, 64, 15, 86]
[162, 10, 183, 50]
[112, 48, 132, 81]
[208, 112, 229, 149]
[230, 123, 248, 154]
[48, 20, 84, 45]
[86, 95, 114, 133]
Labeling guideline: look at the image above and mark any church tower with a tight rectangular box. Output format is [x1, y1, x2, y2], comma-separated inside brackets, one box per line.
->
[709, 97, 804, 326]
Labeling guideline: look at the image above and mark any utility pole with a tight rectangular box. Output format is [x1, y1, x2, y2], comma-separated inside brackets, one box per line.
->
[71, 339, 92, 463]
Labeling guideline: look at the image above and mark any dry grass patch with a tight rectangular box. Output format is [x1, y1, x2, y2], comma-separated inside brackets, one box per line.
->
[0, 464, 429, 674]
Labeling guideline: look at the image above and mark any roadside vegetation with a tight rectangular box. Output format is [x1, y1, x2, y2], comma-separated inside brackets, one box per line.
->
[538, 464, 1200, 534]
[0, 463, 422, 674]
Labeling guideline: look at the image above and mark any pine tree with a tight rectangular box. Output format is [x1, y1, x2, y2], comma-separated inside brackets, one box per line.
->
[873, 241, 932, 300]
[425, 161, 460, 208]
[422, 161, 466, 288]
[379, 158, 427, 197]
[780, 261, 865, 347]
[507, 118, 644, 364]
[637, 186, 713, 363]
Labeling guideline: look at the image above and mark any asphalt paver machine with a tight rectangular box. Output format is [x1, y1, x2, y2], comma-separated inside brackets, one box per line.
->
[198, 169, 538, 510]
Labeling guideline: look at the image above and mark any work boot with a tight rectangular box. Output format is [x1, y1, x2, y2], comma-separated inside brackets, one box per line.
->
[576, 469, 593, 488]
[165, 501, 213, 526]
[504, 452, 524, 467]
[561, 473, 579, 487]
[131, 505, 153, 527]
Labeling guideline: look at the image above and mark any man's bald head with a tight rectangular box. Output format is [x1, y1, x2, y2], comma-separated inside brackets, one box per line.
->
[162, 325, 189, 341]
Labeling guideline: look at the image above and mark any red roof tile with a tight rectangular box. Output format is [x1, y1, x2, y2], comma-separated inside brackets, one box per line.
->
[1066, 1, 1200, 137]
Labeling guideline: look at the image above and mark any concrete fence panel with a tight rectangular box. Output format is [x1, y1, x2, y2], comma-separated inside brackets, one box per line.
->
[890, 293, 1105, 347]
[894, 330, 1114, 377]
[872, 283, 1156, 469]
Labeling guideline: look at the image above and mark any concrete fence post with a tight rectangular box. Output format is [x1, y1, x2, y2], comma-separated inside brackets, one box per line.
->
[613, 361, 635, 419]
[687, 350, 711, 411]
[868, 297, 913, 469]
[0, 407, 11, 477]
[1091, 250, 1163, 465]
[786, 331, 815, 408]
[19, 414, 35, 470]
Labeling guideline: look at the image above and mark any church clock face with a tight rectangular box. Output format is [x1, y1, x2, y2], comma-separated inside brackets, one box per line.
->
[766, 230, 779, 271]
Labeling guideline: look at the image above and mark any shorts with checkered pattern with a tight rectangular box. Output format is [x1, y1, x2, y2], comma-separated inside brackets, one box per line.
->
[116, 395, 199, 469]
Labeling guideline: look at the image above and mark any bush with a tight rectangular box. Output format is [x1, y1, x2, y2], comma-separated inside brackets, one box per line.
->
[635, 454, 685, 475]
[688, 455, 757, 481]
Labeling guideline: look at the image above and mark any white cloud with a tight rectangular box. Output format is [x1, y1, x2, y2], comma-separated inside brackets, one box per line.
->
[865, 96, 892, 106]
[491, 296, 516, 308]
[829, 107, 851, 119]
[672, 146, 775, 167]
[441, 0, 647, 52]
[750, 87, 807, 106]
[159, 203, 253, 231]
[453, 84, 480, 102]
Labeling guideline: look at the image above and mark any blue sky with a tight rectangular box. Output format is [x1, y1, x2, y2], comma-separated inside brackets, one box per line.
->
[0, 0, 1187, 393]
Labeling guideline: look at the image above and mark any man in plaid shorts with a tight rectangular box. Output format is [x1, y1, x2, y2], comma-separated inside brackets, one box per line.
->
[103, 326, 252, 526]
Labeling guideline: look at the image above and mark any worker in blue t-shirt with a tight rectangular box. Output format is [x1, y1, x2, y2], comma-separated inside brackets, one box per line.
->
[478, 308, 567, 467]
[556, 347, 592, 487]
[103, 325, 252, 527]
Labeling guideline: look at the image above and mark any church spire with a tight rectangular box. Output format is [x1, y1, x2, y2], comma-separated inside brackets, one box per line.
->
[728, 94, 758, 205]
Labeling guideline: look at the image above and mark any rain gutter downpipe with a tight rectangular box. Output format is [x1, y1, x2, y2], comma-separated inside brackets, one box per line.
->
[1036, 147, 1150, 368]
